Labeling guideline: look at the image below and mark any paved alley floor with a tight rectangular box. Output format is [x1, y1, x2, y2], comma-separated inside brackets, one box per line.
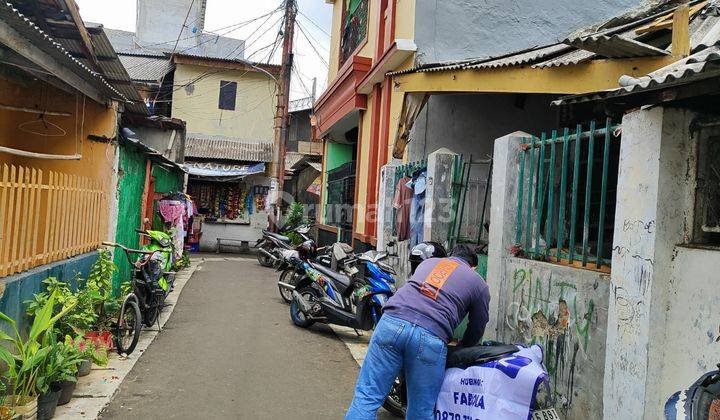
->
[101, 257, 395, 419]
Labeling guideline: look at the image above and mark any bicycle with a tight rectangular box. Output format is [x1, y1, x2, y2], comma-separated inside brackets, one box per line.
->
[102, 238, 173, 356]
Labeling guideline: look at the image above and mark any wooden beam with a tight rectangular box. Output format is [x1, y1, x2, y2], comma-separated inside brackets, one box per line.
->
[0, 16, 107, 104]
[672, 2, 691, 59]
[392, 56, 676, 95]
[59, 0, 100, 71]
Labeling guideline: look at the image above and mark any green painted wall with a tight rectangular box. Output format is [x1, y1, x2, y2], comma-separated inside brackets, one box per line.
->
[322, 142, 354, 223]
[326, 142, 353, 171]
[150, 164, 184, 231]
[112, 145, 146, 295]
[152, 164, 183, 194]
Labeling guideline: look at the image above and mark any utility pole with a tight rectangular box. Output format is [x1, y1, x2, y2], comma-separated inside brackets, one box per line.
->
[272, 0, 296, 230]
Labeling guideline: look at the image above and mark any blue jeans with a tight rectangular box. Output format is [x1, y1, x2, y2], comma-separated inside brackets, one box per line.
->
[346, 315, 447, 420]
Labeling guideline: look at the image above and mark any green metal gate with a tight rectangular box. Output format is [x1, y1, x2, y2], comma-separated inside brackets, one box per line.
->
[514, 118, 620, 271]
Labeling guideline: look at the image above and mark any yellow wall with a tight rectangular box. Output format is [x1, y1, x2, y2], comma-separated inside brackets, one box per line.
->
[0, 75, 118, 272]
[354, 92, 375, 235]
[327, 0, 343, 83]
[324, 0, 418, 239]
[395, 0, 415, 40]
[171, 63, 277, 140]
[0, 77, 117, 190]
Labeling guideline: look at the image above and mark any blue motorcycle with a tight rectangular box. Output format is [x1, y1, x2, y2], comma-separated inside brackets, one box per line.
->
[290, 247, 397, 331]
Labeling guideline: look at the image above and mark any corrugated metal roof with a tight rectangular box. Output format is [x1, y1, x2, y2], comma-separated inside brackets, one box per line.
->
[185, 134, 273, 162]
[553, 43, 720, 105]
[391, 0, 717, 77]
[117, 54, 173, 82]
[0, 1, 131, 104]
[103, 26, 247, 62]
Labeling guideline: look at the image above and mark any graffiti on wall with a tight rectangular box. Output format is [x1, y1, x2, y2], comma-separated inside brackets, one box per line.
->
[504, 267, 597, 408]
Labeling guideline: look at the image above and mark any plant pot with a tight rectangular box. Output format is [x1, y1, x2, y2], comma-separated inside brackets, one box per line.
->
[5, 395, 37, 420]
[84, 331, 114, 350]
[77, 359, 92, 377]
[55, 380, 76, 406]
[37, 386, 61, 420]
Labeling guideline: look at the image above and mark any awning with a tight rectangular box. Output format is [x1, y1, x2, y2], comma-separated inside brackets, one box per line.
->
[184, 161, 266, 181]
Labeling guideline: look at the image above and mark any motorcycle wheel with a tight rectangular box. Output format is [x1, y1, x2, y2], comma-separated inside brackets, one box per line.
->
[382, 377, 406, 418]
[290, 287, 318, 328]
[257, 244, 275, 267]
[144, 293, 161, 327]
[278, 269, 298, 303]
[115, 296, 141, 356]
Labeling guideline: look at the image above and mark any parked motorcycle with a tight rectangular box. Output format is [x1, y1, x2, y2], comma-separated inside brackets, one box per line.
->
[255, 224, 312, 267]
[382, 342, 559, 418]
[276, 242, 359, 303]
[665, 363, 720, 420]
[289, 243, 397, 331]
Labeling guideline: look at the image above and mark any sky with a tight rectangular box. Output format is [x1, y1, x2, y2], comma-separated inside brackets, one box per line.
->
[74, 0, 332, 101]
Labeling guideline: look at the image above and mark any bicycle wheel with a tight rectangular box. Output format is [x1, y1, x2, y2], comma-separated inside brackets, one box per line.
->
[115, 296, 141, 356]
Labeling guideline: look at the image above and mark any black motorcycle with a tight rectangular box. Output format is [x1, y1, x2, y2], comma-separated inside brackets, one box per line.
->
[383, 343, 558, 418]
[289, 244, 396, 332]
[255, 224, 313, 267]
[276, 242, 359, 303]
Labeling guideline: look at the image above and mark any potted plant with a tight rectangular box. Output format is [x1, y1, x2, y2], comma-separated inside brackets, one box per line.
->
[67, 336, 108, 377]
[0, 289, 75, 418]
[83, 250, 118, 350]
[36, 337, 82, 419]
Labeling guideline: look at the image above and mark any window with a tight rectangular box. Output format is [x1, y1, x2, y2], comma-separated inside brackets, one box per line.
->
[694, 133, 720, 245]
[218, 81, 237, 110]
[513, 119, 620, 272]
[339, 0, 368, 67]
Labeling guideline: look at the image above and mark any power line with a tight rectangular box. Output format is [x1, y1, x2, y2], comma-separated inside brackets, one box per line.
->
[298, 10, 330, 37]
[152, 0, 197, 104]
[295, 21, 328, 68]
[292, 65, 313, 98]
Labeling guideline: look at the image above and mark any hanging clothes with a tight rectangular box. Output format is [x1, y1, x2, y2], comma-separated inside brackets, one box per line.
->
[408, 169, 427, 248]
[392, 176, 413, 241]
[158, 200, 185, 225]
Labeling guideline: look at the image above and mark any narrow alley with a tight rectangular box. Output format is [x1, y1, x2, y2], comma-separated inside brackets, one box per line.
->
[100, 258, 393, 419]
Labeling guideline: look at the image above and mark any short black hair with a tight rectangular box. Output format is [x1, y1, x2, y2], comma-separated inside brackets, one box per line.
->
[451, 244, 478, 267]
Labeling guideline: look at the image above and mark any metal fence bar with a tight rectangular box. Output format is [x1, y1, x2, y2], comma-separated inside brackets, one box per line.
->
[534, 133, 547, 257]
[596, 117, 613, 268]
[556, 128, 570, 261]
[581, 120, 596, 266]
[515, 138, 527, 244]
[524, 137, 536, 251]
[545, 130, 557, 259]
[568, 124, 582, 264]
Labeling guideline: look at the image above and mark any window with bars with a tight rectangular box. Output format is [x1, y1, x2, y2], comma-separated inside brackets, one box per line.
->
[339, 0, 368, 67]
[514, 119, 620, 271]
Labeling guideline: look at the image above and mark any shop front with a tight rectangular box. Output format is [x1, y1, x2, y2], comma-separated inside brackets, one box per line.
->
[185, 162, 270, 252]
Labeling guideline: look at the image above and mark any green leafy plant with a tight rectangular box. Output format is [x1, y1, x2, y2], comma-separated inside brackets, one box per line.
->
[172, 251, 191, 271]
[0, 289, 76, 401]
[67, 336, 108, 367]
[26, 251, 119, 335]
[36, 337, 83, 394]
[285, 202, 306, 246]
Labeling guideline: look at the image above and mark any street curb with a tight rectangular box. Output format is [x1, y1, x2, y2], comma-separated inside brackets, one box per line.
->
[54, 259, 204, 419]
[328, 324, 371, 368]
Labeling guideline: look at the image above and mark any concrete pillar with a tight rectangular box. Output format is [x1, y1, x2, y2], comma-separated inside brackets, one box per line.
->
[376, 162, 400, 251]
[604, 106, 696, 419]
[485, 132, 531, 340]
[424, 148, 458, 247]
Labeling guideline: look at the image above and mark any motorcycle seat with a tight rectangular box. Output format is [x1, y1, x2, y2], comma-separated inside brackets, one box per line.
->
[263, 230, 290, 243]
[310, 262, 352, 291]
[446, 344, 519, 369]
